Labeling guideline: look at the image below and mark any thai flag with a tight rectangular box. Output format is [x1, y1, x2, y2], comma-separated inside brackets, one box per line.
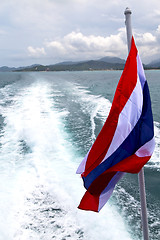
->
[76, 37, 155, 212]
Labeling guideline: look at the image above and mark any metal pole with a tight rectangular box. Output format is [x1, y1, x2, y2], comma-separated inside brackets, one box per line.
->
[124, 7, 149, 240]
[138, 169, 149, 240]
[124, 7, 132, 52]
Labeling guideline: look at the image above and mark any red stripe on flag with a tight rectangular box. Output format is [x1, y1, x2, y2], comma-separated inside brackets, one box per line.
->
[78, 190, 99, 212]
[107, 154, 151, 174]
[88, 172, 116, 195]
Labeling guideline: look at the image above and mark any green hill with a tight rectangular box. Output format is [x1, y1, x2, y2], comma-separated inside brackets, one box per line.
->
[16, 60, 125, 72]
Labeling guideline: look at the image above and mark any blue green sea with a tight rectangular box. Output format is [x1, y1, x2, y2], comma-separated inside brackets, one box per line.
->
[0, 70, 159, 240]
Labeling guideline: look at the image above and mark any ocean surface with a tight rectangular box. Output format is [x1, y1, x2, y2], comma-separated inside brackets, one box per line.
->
[0, 70, 159, 240]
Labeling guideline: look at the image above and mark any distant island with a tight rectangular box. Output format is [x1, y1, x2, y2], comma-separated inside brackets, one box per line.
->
[1, 56, 160, 72]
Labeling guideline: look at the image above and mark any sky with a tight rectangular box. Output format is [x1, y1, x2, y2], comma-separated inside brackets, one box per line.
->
[0, 0, 160, 67]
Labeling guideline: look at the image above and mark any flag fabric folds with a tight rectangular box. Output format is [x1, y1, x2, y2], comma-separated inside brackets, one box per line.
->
[76, 37, 155, 212]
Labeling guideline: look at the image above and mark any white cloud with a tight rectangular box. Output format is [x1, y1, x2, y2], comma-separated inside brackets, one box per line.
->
[44, 30, 127, 61]
[25, 25, 160, 64]
[27, 46, 46, 57]
[1, 0, 160, 66]
[135, 32, 156, 45]
[45, 41, 66, 53]
[134, 30, 160, 63]
[156, 25, 160, 34]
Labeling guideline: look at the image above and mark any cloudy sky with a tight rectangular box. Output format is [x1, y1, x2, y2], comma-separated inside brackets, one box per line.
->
[0, 0, 160, 67]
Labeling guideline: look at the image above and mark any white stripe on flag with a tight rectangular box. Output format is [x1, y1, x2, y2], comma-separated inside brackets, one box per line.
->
[76, 148, 90, 174]
[98, 171, 125, 211]
[135, 137, 155, 157]
[102, 74, 143, 163]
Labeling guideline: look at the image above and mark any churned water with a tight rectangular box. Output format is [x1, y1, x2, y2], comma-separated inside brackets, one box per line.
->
[0, 71, 159, 240]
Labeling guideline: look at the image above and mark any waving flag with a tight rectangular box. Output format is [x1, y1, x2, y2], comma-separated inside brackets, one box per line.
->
[76, 37, 155, 212]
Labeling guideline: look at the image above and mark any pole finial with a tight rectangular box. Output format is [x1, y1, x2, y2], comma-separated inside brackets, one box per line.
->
[124, 7, 132, 15]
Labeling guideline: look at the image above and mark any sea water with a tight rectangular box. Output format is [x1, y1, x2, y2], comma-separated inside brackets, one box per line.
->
[0, 71, 159, 240]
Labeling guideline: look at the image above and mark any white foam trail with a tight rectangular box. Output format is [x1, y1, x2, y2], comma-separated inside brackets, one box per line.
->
[67, 82, 111, 142]
[0, 80, 74, 239]
[0, 78, 133, 240]
[146, 122, 160, 169]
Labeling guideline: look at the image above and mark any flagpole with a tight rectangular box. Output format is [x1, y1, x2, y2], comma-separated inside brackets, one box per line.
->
[124, 7, 149, 240]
